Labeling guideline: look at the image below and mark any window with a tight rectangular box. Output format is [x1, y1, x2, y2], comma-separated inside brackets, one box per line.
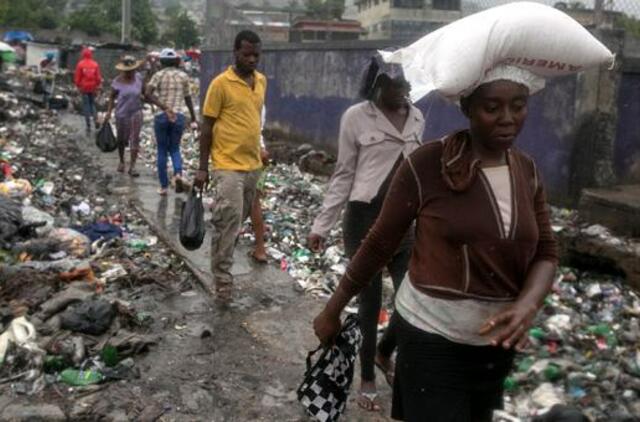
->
[391, 20, 442, 39]
[432, 0, 460, 11]
[392, 0, 423, 8]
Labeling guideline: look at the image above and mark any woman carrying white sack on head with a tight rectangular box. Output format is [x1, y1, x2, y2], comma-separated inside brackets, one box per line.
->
[312, 2, 615, 421]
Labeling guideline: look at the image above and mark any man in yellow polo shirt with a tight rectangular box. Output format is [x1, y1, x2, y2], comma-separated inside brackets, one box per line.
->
[195, 30, 266, 299]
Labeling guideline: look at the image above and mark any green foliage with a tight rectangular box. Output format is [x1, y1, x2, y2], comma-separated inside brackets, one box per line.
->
[617, 14, 640, 39]
[67, 0, 158, 45]
[0, 0, 67, 29]
[304, 0, 345, 19]
[161, 10, 200, 49]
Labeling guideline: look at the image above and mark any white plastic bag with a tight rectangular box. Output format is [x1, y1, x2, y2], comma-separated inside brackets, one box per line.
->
[380, 1, 615, 102]
[0, 316, 39, 364]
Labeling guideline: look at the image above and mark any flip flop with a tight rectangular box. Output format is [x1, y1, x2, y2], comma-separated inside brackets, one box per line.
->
[356, 391, 381, 412]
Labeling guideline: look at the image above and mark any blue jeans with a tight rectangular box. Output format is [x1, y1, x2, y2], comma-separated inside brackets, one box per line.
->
[154, 112, 185, 188]
[81, 93, 96, 130]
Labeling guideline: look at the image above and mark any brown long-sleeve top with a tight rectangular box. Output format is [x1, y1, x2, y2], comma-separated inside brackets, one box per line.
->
[339, 130, 559, 301]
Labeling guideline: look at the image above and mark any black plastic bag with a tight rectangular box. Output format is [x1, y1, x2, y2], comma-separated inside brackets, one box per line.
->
[95, 122, 118, 153]
[60, 299, 115, 336]
[180, 187, 205, 250]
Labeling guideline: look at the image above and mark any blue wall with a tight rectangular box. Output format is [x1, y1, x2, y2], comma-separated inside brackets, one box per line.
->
[615, 72, 640, 183]
[201, 47, 593, 201]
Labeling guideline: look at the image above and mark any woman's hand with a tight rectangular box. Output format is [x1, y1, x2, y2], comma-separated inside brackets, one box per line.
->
[307, 233, 325, 253]
[313, 309, 342, 346]
[478, 300, 539, 351]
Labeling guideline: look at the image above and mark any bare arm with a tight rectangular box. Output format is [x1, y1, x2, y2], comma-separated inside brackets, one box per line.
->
[185, 96, 196, 123]
[194, 116, 216, 189]
[105, 88, 118, 122]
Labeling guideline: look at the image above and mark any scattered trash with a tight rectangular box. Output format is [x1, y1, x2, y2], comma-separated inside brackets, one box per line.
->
[59, 368, 104, 386]
[60, 299, 115, 336]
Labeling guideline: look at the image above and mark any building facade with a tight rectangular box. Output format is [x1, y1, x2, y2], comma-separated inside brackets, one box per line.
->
[290, 19, 364, 43]
[357, 0, 461, 40]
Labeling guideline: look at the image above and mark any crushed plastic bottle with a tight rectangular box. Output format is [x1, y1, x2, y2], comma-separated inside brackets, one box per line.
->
[59, 368, 104, 386]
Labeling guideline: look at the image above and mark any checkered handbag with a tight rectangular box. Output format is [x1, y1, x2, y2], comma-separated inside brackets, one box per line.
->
[297, 314, 362, 422]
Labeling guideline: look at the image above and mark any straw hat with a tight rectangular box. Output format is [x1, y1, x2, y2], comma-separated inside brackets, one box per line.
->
[115, 55, 142, 71]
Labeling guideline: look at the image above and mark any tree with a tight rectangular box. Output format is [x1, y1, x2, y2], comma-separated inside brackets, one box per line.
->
[305, 0, 328, 19]
[617, 14, 640, 38]
[326, 0, 345, 19]
[161, 10, 200, 49]
[304, 0, 345, 19]
[0, 0, 67, 30]
[67, 0, 158, 45]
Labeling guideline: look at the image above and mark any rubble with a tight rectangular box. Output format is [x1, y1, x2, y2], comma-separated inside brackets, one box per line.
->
[0, 69, 198, 418]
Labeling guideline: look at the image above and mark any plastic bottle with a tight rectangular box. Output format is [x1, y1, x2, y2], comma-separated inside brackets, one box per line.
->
[59, 368, 104, 386]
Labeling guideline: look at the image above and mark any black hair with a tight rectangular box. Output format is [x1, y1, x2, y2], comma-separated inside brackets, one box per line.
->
[359, 57, 408, 101]
[234, 30, 261, 50]
[160, 57, 180, 68]
[359, 57, 380, 100]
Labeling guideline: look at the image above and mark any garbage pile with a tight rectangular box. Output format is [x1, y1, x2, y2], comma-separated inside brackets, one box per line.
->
[0, 80, 191, 399]
[501, 268, 640, 420]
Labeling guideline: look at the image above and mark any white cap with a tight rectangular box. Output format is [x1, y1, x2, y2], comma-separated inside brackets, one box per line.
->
[159, 48, 178, 60]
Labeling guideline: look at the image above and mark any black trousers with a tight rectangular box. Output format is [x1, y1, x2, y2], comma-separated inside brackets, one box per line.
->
[343, 200, 413, 383]
[392, 315, 515, 422]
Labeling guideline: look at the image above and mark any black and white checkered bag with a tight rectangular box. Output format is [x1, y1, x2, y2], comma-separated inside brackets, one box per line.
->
[297, 314, 362, 422]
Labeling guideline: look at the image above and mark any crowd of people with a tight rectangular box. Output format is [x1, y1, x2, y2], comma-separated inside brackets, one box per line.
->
[71, 23, 597, 420]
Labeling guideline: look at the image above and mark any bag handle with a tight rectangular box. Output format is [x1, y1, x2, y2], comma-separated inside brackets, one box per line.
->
[305, 344, 327, 373]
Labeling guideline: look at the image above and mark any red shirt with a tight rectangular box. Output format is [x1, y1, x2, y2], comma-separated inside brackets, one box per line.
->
[74, 49, 102, 94]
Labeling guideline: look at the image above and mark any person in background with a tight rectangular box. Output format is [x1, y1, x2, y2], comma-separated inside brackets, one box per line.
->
[308, 58, 425, 411]
[74, 47, 102, 136]
[39, 52, 56, 107]
[105, 55, 164, 177]
[40, 52, 56, 71]
[313, 65, 558, 421]
[194, 30, 266, 301]
[145, 48, 198, 195]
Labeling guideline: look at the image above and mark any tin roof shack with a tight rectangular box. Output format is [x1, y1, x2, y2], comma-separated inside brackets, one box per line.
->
[25, 42, 61, 69]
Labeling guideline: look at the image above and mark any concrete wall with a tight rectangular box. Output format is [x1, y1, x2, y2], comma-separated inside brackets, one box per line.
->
[201, 35, 630, 204]
[65, 45, 146, 83]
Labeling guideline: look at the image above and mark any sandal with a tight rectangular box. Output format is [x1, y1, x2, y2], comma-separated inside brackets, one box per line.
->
[128, 169, 140, 178]
[117, 163, 125, 173]
[375, 355, 395, 387]
[356, 391, 381, 412]
[158, 188, 168, 196]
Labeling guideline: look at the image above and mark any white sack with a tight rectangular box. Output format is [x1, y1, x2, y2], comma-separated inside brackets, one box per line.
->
[379, 1, 615, 102]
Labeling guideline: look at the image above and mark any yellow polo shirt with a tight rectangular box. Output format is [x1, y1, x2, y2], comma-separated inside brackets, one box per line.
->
[202, 66, 266, 171]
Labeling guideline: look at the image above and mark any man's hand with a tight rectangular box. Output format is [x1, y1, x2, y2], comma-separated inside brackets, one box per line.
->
[194, 169, 209, 190]
[313, 308, 342, 346]
[478, 300, 539, 351]
[190, 119, 200, 131]
[103, 112, 112, 124]
[307, 233, 325, 253]
[165, 108, 177, 123]
[260, 148, 270, 165]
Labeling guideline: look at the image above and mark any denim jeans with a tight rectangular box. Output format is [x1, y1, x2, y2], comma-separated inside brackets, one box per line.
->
[81, 93, 96, 130]
[154, 112, 185, 188]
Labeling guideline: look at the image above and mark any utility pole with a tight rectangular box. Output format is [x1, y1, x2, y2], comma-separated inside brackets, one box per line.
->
[594, 0, 604, 28]
[121, 0, 132, 44]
